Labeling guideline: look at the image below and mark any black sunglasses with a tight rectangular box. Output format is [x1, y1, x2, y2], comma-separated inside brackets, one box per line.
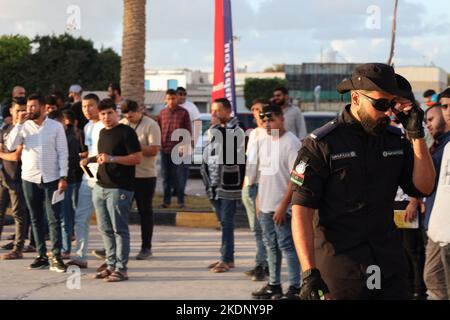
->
[358, 92, 397, 112]
[259, 111, 281, 120]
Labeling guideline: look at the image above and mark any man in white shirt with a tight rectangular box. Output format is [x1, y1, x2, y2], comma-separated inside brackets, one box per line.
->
[67, 94, 104, 269]
[6, 93, 68, 273]
[273, 86, 307, 140]
[242, 99, 268, 281]
[251, 104, 302, 300]
[176, 87, 201, 200]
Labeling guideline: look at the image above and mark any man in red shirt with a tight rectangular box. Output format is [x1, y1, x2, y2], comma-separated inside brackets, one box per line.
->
[157, 89, 191, 208]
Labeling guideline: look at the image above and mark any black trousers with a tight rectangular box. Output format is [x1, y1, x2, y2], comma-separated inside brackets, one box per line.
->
[134, 177, 157, 250]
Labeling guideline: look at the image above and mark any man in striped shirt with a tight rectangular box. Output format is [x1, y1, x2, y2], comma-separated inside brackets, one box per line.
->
[6, 93, 69, 273]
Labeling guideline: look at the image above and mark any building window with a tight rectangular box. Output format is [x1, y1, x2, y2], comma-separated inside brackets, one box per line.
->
[167, 79, 179, 90]
[145, 80, 151, 92]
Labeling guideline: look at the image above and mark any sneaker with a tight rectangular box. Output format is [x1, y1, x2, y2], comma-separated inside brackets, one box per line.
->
[92, 249, 106, 260]
[136, 249, 152, 260]
[50, 257, 67, 273]
[251, 265, 267, 282]
[281, 286, 300, 300]
[23, 245, 36, 253]
[252, 284, 283, 300]
[29, 256, 49, 270]
[1, 242, 14, 250]
[244, 266, 257, 277]
[66, 259, 88, 269]
[2, 250, 23, 260]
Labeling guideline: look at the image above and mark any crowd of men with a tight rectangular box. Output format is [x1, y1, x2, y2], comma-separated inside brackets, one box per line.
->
[0, 63, 449, 299]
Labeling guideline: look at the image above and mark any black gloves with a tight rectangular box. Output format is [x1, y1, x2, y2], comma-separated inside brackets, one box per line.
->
[395, 104, 425, 139]
[299, 268, 330, 300]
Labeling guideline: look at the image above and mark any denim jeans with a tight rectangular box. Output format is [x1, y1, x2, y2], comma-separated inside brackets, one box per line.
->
[441, 244, 450, 299]
[22, 179, 62, 258]
[241, 184, 267, 267]
[212, 199, 237, 264]
[0, 179, 27, 251]
[61, 182, 81, 254]
[93, 184, 133, 273]
[161, 152, 183, 205]
[134, 177, 156, 250]
[260, 212, 301, 288]
[73, 180, 95, 262]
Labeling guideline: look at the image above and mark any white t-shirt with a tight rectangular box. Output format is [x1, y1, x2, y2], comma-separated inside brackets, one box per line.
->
[180, 100, 201, 155]
[258, 131, 301, 213]
[83, 120, 105, 183]
[427, 143, 450, 245]
[245, 127, 266, 185]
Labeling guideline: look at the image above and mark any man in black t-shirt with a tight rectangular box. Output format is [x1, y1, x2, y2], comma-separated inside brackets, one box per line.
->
[87, 99, 141, 282]
[68, 84, 88, 131]
[0, 97, 28, 259]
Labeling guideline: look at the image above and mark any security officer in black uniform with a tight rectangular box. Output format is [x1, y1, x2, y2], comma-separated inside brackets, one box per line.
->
[290, 63, 436, 300]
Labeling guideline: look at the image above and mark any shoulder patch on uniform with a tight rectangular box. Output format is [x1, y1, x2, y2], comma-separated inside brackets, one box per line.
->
[309, 120, 339, 140]
[386, 125, 404, 136]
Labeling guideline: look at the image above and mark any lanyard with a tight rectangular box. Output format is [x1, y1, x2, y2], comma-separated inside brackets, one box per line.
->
[129, 115, 143, 132]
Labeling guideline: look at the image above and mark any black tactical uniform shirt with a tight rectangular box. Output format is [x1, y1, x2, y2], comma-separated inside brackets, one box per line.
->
[291, 105, 424, 282]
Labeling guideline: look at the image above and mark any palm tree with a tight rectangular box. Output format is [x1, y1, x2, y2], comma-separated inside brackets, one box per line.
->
[121, 0, 146, 107]
[387, 0, 399, 66]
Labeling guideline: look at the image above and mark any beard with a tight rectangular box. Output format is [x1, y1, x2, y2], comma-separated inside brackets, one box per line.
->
[357, 106, 390, 136]
[29, 110, 41, 120]
[274, 98, 286, 106]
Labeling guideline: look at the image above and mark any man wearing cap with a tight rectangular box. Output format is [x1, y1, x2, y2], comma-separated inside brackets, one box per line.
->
[291, 63, 436, 300]
[68, 84, 88, 131]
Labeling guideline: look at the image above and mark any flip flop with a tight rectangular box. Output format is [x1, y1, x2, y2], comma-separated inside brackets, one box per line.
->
[104, 271, 128, 282]
[211, 262, 230, 273]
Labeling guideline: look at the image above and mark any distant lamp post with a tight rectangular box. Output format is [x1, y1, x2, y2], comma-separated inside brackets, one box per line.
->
[314, 85, 321, 111]
[387, 0, 399, 66]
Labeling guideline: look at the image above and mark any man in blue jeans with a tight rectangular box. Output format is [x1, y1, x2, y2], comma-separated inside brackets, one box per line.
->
[6, 93, 69, 273]
[242, 99, 269, 281]
[90, 99, 141, 282]
[67, 94, 104, 269]
[251, 104, 302, 300]
[201, 98, 246, 273]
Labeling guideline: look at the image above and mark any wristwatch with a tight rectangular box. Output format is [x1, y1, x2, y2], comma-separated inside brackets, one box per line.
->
[109, 156, 116, 163]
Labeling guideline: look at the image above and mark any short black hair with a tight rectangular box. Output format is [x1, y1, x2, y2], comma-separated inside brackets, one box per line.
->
[27, 93, 45, 106]
[83, 93, 100, 104]
[423, 89, 436, 98]
[62, 109, 76, 124]
[166, 89, 177, 96]
[109, 83, 121, 95]
[120, 99, 139, 114]
[45, 95, 57, 106]
[214, 98, 232, 110]
[176, 87, 187, 94]
[438, 88, 450, 100]
[262, 104, 283, 115]
[12, 96, 27, 107]
[98, 98, 117, 111]
[47, 110, 63, 121]
[273, 86, 288, 95]
[252, 98, 270, 106]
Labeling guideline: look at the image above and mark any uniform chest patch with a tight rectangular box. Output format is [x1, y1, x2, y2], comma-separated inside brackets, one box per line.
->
[331, 151, 357, 161]
[382, 149, 404, 157]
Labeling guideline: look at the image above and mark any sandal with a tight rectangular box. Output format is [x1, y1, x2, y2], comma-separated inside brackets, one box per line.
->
[104, 271, 128, 282]
[93, 269, 112, 279]
[207, 261, 221, 269]
[2, 250, 23, 260]
[211, 261, 230, 273]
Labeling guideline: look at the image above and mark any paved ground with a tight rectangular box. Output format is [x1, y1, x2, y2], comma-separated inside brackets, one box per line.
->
[0, 224, 291, 300]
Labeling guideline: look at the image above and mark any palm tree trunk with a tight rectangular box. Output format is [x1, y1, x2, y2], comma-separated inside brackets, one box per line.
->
[121, 0, 146, 107]
[387, 0, 398, 66]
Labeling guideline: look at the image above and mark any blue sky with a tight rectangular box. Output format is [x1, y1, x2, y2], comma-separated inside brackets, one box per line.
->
[0, 0, 448, 72]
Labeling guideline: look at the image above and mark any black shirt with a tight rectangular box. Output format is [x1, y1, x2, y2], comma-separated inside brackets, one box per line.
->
[97, 124, 141, 191]
[66, 125, 83, 184]
[71, 101, 88, 131]
[291, 105, 423, 279]
[0, 124, 21, 183]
